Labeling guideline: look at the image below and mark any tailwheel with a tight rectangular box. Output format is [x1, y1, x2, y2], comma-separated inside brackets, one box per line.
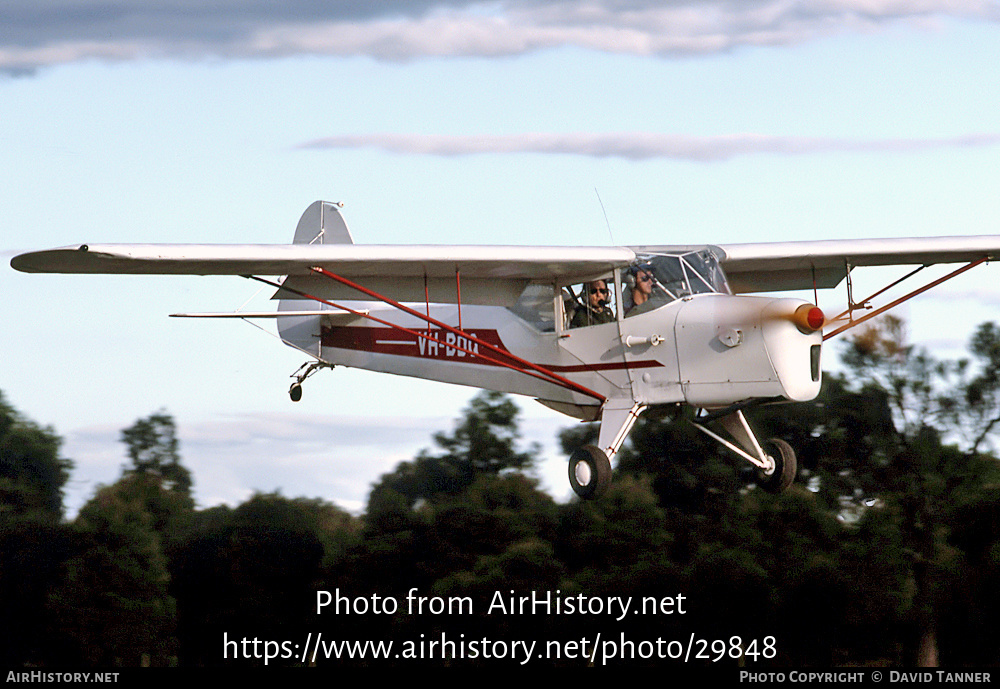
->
[288, 360, 335, 403]
[758, 438, 796, 493]
[568, 445, 612, 500]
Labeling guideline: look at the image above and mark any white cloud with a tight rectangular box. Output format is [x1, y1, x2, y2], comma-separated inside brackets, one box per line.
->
[297, 131, 1000, 161]
[4, 0, 999, 72]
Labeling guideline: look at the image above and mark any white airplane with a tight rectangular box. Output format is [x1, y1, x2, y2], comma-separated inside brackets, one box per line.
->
[12, 201, 1000, 498]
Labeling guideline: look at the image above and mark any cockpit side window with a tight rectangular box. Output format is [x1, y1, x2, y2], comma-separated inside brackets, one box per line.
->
[509, 283, 557, 331]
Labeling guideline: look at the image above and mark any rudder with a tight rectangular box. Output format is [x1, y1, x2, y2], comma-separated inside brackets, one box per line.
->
[293, 201, 353, 245]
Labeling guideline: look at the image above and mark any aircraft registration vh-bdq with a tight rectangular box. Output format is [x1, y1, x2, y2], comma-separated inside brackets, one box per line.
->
[12, 201, 1000, 499]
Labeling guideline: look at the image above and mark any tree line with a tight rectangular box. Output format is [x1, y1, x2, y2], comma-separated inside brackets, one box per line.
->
[2, 316, 999, 667]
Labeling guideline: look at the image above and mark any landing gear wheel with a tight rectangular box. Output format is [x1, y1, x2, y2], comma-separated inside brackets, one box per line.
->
[568, 445, 612, 500]
[758, 438, 796, 493]
[289, 383, 303, 402]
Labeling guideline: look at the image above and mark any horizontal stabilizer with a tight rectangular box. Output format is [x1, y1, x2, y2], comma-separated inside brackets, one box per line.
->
[170, 310, 367, 319]
[170, 310, 368, 318]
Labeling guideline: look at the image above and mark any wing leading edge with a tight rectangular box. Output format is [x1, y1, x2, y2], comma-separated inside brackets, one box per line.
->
[10, 243, 635, 279]
[11, 243, 637, 306]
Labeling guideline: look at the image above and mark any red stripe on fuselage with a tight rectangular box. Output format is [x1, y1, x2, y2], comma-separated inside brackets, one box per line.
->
[547, 360, 663, 373]
[322, 326, 503, 363]
[321, 326, 663, 373]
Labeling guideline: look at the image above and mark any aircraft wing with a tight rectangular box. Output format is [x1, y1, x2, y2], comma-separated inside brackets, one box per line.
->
[701, 236, 1000, 293]
[14, 235, 1000, 301]
[11, 243, 637, 306]
[10, 243, 637, 278]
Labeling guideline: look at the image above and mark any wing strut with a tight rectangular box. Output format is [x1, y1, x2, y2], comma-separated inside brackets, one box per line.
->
[252, 272, 606, 403]
[823, 256, 989, 341]
[456, 268, 463, 330]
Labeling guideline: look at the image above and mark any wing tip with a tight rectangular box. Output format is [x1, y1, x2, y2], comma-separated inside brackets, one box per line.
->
[11, 246, 97, 273]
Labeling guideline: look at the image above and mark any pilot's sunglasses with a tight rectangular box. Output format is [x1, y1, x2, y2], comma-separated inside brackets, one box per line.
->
[590, 288, 610, 295]
[639, 274, 653, 282]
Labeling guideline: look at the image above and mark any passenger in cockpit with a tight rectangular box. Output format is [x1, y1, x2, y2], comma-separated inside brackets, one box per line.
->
[570, 279, 615, 327]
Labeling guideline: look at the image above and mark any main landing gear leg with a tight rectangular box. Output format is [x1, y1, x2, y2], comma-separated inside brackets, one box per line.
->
[691, 409, 797, 492]
[569, 400, 646, 500]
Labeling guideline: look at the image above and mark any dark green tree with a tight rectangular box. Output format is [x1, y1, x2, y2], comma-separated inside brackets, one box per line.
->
[121, 411, 192, 497]
[329, 394, 556, 664]
[783, 316, 1000, 665]
[170, 494, 360, 666]
[369, 391, 538, 508]
[42, 411, 202, 666]
[0, 390, 72, 520]
[0, 391, 75, 665]
[939, 321, 1000, 454]
[47, 476, 178, 666]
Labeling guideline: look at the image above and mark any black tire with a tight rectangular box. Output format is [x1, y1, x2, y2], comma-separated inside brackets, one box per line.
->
[289, 383, 303, 402]
[758, 438, 796, 493]
[568, 445, 612, 499]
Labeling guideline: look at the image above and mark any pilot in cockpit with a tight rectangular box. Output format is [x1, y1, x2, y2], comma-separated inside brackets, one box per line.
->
[626, 268, 654, 315]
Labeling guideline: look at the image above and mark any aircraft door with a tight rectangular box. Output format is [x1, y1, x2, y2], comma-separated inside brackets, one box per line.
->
[617, 257, 691, 405]
[617, 298, 684, 405]
[557, 276, 632, 399]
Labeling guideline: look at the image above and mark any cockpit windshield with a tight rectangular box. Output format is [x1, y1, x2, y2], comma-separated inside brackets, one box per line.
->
[624, 249, 730, 317]
[509, 248, 730, 330]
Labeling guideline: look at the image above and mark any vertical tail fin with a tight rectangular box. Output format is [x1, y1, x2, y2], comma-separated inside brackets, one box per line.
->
[293, 200, 354, 245]
[279, 201, 353, 357]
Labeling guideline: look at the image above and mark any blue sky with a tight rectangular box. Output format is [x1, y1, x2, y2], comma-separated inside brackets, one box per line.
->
[3, 1, 1000, 515]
